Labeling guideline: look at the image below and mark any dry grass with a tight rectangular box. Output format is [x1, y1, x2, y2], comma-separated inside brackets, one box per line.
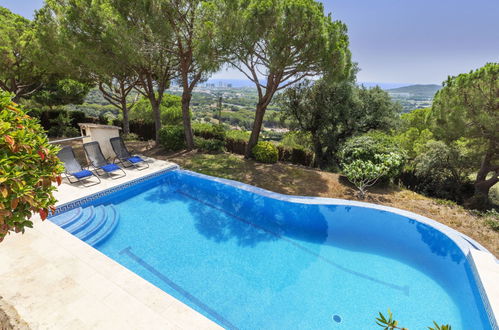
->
[131, 142, 499, 257]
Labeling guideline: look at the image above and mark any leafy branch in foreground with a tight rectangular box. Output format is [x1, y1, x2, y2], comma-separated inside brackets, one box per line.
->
[0, 90, 64, 242]
[376, 310, 451, 330]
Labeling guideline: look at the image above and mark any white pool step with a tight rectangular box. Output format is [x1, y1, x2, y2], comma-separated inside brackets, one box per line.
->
[49, 204, 119, 246]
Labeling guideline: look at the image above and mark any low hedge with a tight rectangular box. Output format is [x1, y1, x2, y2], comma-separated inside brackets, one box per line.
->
[158, 125, 185, 151]
[192, 123, 226, 141]
[252, 141, 278, 164]
[158, 122, 314, 166]
[277, 146, 314, 166]
[194, 137, 225, 153]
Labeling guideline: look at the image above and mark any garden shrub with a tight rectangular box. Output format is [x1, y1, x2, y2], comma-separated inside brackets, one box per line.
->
[277, 145, 314, 166]
[122, 132, 140, 141]
[192, 123, 226, 141]
[339, 131, 406, 181]
[225, 129, 250, 141]
[0, 91, 64, 242]
[403, 140, 475, 203]
[194, 137, 225, 153]
[342, 153, 404, 198]
[280, 131, 312, 151]
[482, 209, 499, 232]
[158, 125, 185, 151]
[252, 141, 278, 164]
[28, 108, 90, 136]
[47, 111, 81, 138]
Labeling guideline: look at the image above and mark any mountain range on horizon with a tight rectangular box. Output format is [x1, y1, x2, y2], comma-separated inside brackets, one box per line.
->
[201, 78, 441, 91]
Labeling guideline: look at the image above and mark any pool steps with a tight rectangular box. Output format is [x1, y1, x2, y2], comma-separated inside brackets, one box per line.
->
[49, 205, 119, 246]
[50, 207, 83, 228]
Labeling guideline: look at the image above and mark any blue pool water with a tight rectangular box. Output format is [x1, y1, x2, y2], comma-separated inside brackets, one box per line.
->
[51, 169, 493, 329]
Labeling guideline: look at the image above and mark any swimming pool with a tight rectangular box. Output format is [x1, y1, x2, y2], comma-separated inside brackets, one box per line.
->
[50, 168, 495, 329]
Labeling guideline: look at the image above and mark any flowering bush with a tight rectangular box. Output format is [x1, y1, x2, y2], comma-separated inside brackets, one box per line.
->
[252, 141, 278, 164]
[0, 91, 63, 242]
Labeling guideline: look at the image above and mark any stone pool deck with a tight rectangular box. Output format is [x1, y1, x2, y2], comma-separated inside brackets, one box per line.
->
[0, 157, 220, 329]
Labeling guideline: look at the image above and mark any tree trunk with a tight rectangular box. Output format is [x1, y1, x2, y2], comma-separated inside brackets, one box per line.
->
[311, 133, 324, 167]
[181, 91, 194, 150]
[151, 100, 161, 143]
[121, 100, 130, 135]
[12, 94, 21, 104]
[245, 102, 267, 158]
[468, 141, 498, 208]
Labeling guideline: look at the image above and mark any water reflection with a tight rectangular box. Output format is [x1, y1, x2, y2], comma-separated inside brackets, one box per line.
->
[175, 172, 410, 295]
[413, 220, 464, 264]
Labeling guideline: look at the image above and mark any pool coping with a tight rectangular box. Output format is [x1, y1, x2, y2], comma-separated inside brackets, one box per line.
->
[49, 167, 499, 329]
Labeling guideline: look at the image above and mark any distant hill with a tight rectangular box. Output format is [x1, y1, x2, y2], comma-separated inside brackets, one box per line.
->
[386, 84, 442, 112]
[387, 84, 441, 98]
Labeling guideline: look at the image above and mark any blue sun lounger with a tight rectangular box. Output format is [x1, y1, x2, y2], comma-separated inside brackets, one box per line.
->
[83, 141, 126, 179]
[110, 136, 149, 170]
[57, 146, 101, 187]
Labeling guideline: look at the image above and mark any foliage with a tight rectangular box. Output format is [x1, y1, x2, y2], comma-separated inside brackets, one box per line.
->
[252, 141, 278, 164]
[339, 132, 405, 178]
[130, 94, 182, 125]
[280, 78, 401, 167]
[192, 123, 226, 141]
[376, 310, 451, 330]
[221, 0, 352, 156]
[0, 91, 64, 242]
[37, 0, 140, 134]
[32, 78, 91, 109]
[414, 141, 472, 184]
[342, 153, 403, 198]
[280, 131, 312, 151]
[121, 133, 140, 141]
[0, 7, 43, 101]
[225, 129, 250, 142]
[339, 132, 405, 197]
[47, 111, 80, 137]
[194, 137, 225, 153]
[158, 125, 185, 151]
[405, 137, 477, 204]
[482, 209, 499, 231]
[431, 63, 498, 205]
[41, 0, 179, 142]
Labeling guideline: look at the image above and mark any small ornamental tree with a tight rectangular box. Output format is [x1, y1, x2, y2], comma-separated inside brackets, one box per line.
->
[342, 153, 403, 199]
[0, 90, 63, 242]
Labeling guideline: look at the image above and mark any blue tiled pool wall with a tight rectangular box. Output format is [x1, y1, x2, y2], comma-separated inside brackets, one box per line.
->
[52, 168, 495, 328]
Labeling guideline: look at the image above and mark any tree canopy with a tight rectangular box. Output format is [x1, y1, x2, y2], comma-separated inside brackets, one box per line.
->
[0, 7, 43, 101]
[129, 93, 182, 125]
[431, 62, 498, 205]
[223, 0, 352, 157]
[280, 78, 401, 167]
[32, 78, 91, 109]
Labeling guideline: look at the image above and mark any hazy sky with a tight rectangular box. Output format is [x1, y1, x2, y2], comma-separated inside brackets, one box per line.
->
[1, 0, 498, 84]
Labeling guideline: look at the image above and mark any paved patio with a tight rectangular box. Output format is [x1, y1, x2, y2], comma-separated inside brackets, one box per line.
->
[0, 157, 220, 329]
